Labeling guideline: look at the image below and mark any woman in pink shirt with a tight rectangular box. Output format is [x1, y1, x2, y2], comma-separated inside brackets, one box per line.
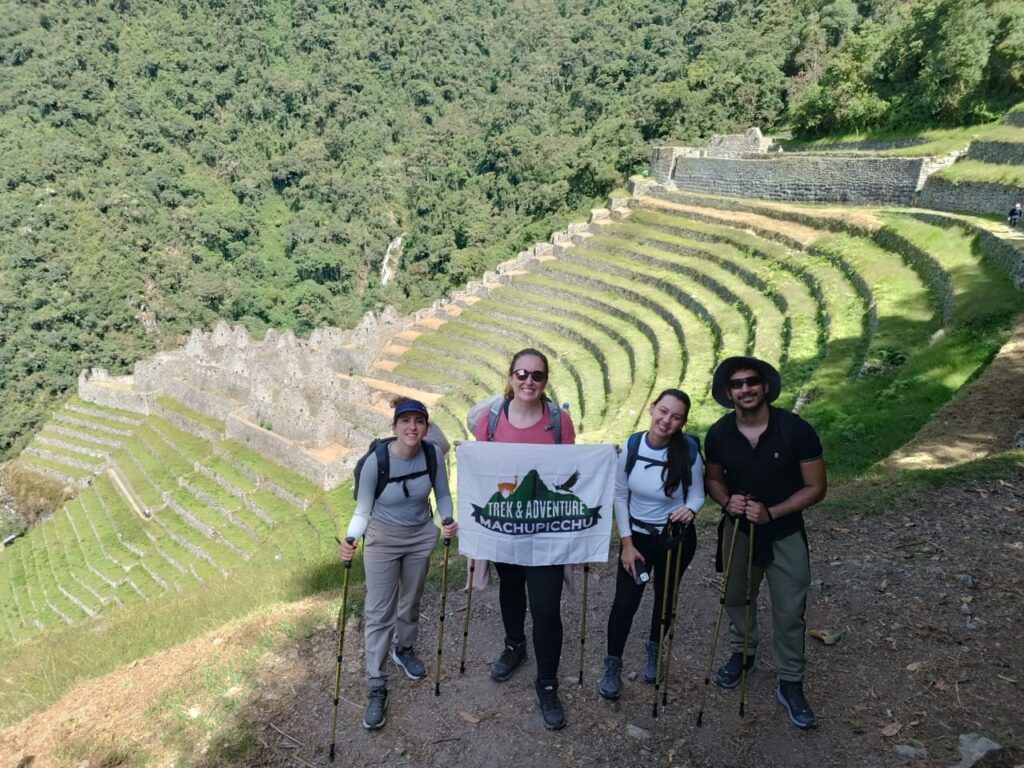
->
[473, 348, 576, 730]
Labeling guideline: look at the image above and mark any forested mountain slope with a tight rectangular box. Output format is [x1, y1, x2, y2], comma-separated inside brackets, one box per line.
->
[0, 0, 1019, 459]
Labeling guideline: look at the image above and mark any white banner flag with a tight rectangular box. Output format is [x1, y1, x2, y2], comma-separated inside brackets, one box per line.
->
[456, 442, 617, 566]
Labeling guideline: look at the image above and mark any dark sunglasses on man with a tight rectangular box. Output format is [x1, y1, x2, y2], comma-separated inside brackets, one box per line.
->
[728, 375, 762, 390]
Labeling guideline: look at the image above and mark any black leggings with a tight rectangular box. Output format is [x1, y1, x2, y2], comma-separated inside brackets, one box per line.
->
[606, 526, 697, 658]
[494, 562, 564, 683]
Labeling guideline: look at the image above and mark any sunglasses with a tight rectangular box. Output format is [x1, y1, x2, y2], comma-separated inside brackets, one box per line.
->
[728, 375, 763, 390]
[512, 369, 548, 383]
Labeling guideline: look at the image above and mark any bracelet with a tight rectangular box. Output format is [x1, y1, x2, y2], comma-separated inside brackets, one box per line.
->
[765, 507, 774, 522]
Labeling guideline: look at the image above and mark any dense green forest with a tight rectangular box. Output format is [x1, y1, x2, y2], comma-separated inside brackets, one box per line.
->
[0, 0, 1020, 459]
[792, 0, 1024, 134]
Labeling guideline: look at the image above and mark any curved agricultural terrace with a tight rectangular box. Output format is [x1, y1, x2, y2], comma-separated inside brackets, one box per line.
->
[0, 183, 1022, 734]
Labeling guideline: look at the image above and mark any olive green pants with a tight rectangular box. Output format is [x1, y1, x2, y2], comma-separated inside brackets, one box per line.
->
[722, 523, 810, 682]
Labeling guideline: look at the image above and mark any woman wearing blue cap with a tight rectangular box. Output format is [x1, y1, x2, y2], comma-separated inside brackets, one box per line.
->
[338, 397, 457, 730]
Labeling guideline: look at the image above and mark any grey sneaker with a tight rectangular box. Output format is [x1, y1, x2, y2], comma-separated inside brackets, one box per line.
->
[598, 655, 622, 700]
[392, 645, 427, 680]
[363, 687, 388, 730]
[643, 640, 660, 683]
[713, 652, 756, 689]
[777, 680, 818, 729]
[490, 638, 527, 682]
[536, 681, 566, 730]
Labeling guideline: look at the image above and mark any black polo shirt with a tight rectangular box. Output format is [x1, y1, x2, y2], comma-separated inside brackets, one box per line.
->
[705, 405, 823, 542]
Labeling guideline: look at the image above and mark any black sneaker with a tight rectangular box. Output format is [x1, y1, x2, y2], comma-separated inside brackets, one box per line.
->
[776, 680, 818, 729]
[392, 645, 427, 680]
[536, 681, 566, 730]
[490, 638, 527, 682]
[363, 687, 388, 730]
[713, 653, 756, 689]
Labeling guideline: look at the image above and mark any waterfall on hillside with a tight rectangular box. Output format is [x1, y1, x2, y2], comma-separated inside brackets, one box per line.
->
[380, 235, 404, 286]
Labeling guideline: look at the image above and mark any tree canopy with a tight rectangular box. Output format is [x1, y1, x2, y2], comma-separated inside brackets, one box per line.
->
[1, 0, 1016, 457]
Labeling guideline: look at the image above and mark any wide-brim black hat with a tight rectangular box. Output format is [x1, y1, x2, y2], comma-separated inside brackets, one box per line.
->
[711, 356, 782, 408]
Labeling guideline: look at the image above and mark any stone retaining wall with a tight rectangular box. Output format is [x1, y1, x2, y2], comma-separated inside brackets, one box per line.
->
[669, 155, 928, 205]
[1004, 111, 1024, 128]
[78, 371, 154, 415]
[225, 415, 349, 491]
[919, 177, 1024, 217]
[966, 141, 1024, 166]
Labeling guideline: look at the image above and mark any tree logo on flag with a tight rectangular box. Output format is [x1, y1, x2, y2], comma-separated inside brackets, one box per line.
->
[470, 469, 602, 535]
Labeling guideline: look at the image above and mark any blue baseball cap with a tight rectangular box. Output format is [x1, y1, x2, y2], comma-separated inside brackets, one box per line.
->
[393, 399, 430, 420]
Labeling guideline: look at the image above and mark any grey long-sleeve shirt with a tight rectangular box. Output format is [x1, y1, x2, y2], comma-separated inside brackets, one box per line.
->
[346, 442, 453, 539]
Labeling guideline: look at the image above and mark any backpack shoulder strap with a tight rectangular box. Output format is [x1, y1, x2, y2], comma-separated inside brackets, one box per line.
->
[424, 441, 438, 488]
[684, 433, 701, 465]
[487, 397, 510, 441]
[373, 439, 393, 500]
[546, 400, 562, 443]
[624, 432, 644, 476]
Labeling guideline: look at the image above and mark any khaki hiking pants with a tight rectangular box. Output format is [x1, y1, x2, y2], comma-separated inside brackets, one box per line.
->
[722, 524, 810, 682]
[362, 518, 439, 687]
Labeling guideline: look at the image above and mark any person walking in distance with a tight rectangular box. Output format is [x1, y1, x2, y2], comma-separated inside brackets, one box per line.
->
[704, 357, 827, 729]
[598, 389, 704, 700]
[1009, 202, 1022, 232]
[474, 348, 576, 730]
[338, 398, 457, 730]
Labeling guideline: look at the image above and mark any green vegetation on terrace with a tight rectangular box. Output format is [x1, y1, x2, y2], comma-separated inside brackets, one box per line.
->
[932, 159, 1024, 186]
[778, 123, 996, 156]
[0, 401, 358, 724]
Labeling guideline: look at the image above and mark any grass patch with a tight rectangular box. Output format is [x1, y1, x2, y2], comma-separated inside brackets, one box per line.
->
[156, 396, 225, 434]
[933, 159, 1024, 186]
[777, 123, 995, 156]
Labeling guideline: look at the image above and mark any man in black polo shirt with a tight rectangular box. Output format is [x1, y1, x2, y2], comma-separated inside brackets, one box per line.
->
[704, 356, 827, 729]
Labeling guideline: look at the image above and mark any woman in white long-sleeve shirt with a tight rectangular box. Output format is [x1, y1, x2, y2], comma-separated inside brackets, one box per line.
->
[598, 388, 705, 700]
[338, 398, 457, 730]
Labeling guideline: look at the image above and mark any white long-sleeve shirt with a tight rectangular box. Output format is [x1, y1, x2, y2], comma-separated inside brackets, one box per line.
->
[613, 432, 706, 539]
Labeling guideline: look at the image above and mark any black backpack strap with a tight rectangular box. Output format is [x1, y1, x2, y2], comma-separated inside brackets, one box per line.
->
[373, 440, 392, 500]
[624, 432, 643, 476]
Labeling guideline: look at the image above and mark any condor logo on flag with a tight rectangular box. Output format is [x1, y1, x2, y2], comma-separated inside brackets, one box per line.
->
[456, 442, 616, 566]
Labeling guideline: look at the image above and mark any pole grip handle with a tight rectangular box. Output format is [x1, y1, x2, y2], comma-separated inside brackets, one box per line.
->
[441, 517, 454, 545]
[336, 535, 356, 568]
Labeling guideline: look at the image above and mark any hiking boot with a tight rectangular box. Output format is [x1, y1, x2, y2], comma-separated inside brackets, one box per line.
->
[776, 680, 818, 730]
[363, 687, 388, 730]
[392, 645, 427, 680]
[536, 681, 566, 730]
[643, 640, 660, 683]
[598, 655, 622, 700]
[713, 652, 756, 689]
[490, 638, 527, 682]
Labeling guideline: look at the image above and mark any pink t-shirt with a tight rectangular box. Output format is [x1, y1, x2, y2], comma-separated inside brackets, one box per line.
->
[473, 404, 576, 444]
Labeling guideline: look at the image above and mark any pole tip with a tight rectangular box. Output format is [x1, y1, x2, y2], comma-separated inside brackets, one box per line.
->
[696, 712, 704, 727]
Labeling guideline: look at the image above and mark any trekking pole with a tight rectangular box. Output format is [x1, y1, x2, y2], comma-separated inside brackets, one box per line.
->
[652, 543, 674, 718]
[459, 558, 475, 674]
[434, 518, 454, 696]
[738, 523, 756, 718]
[329, 537, 355, 763]
[696, 515, 741, 727]
[660, 523, 690, 707]
[577, 563, 590, 686]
